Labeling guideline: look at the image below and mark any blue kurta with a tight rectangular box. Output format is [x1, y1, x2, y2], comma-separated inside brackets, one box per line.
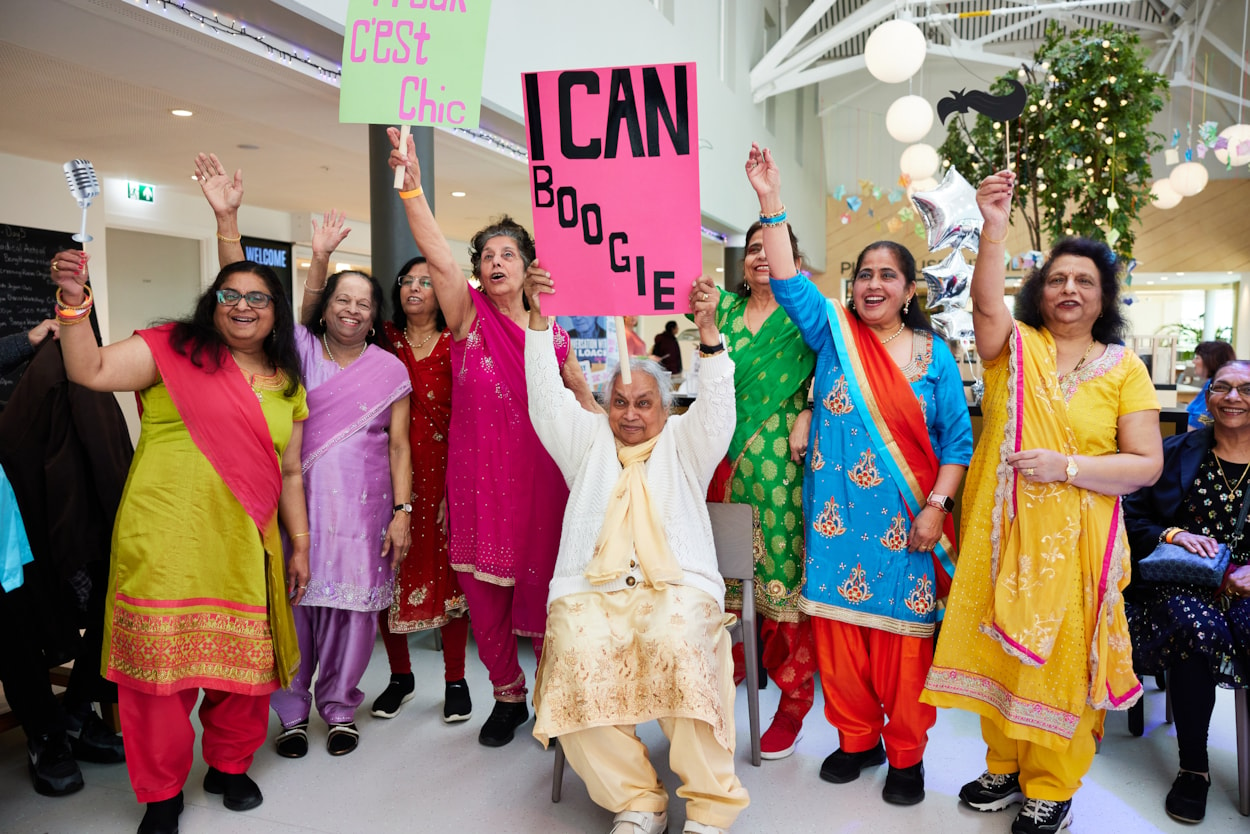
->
[773, 274, 973, 637]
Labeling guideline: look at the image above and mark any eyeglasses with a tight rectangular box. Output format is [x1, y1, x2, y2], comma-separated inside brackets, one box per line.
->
[1209, 383, 1250, 397]
[216, 289, 274, 309]
[398, 275, 434, 289]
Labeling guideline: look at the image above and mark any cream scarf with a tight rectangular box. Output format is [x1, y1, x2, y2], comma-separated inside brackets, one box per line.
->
[585, 435, 683, 588]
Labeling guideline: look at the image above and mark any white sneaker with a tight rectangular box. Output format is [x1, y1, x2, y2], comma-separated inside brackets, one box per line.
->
[610, 809, 668, 834]
[683, 822, 727, 834]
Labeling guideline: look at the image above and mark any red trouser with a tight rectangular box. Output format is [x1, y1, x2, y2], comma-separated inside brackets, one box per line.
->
[118, 684, 270, 803]
[458, 573, 542, 702]
[378, 612, 470, 682]
[811, 617, 935, 768]
[732, 618, 816, 723]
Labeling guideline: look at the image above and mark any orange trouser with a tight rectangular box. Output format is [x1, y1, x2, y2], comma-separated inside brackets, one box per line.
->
[811, 617, 935, 768]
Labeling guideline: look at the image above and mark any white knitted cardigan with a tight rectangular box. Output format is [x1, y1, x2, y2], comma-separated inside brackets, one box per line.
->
[525, 325, 736, 610]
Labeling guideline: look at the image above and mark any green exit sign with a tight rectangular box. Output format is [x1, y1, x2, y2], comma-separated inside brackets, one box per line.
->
[126, 181, 155, 202]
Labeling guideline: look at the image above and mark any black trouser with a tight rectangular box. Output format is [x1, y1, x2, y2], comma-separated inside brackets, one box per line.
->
[1170, 653, 1218, 773]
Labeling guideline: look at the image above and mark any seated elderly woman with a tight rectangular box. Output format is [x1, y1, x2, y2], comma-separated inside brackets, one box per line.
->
[1125, 359, 1250, 824]
[523, 265, 749, 834]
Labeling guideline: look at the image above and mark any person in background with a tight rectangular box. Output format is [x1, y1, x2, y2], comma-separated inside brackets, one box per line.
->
[50, 249, 310, 834]
[0, 320, 58, 375]
[746, 143, 973, 807]
[526, 266, 749, 834]
[652, 320, 683, 375]
[196, 155, 413, 758]
[1187, 341, 1236, 431]
[623, 315, 648, 357]
[388, 128, 597, 747]
[1125, 359, 1250, 824]
[922, 170, 1163, 834]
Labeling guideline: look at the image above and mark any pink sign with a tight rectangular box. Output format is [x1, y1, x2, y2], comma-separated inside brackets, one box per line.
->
[523, 62, 700, 315]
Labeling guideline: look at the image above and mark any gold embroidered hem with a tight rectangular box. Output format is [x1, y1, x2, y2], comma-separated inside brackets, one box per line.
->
[533, 584, 736, 751]
[450, 563, 516, 587]
[798, 597, 936, 637]
[923, 665, 1081, 746]
[725, 578, 807, 623]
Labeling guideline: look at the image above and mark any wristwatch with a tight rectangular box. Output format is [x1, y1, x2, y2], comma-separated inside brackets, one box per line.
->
[393, 503, 412, 514]
[926, 493, 955, 514]
[1064, 455, 1079, 483]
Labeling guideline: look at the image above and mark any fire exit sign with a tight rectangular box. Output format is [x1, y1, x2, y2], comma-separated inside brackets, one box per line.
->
[127, 181, 155, 202]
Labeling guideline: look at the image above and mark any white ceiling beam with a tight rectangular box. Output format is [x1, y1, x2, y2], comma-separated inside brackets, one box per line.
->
[1170, 76, 1250, 112]
[750, 0, 841, 85]
[929, 43, 1029, 70]
[968, 13, 1047, 47]
[755, 56, 868, 102]
[751, 0, 896, 91]
[1201, 30, 1249, 72]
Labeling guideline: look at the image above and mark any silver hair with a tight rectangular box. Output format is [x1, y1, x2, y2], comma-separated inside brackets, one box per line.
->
[597, 358, 675, 411]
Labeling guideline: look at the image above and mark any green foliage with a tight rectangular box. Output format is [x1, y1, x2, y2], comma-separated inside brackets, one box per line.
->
[938, 22, 1167, 259]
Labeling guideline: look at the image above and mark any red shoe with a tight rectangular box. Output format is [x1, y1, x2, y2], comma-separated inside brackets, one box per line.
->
[760, 712, 803, 760]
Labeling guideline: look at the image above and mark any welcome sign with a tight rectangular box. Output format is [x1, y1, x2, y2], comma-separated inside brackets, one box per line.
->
[523, 62, 701, 315]
[339, 0, 492, 128]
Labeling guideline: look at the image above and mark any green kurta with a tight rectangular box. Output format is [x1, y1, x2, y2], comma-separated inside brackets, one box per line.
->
[104, 379, 307, 695]
[714, 289, 815, 621]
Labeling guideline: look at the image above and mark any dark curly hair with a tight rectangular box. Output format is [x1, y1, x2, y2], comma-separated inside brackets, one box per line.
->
[739, 221, 804, 297]
[169, 260, 302, 396]
[390, 256, 446, 332]
[849, 241, 933, 333]
[1195, 340, 1236, 378]
[303, 270, 386, 346]
[1013, 237, 1128, 345]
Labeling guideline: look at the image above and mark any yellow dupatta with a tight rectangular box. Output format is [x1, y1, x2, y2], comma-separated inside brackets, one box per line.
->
[980, 324, 1141, 710]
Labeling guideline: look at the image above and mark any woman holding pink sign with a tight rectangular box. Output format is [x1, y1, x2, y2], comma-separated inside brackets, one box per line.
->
[388, 128, 597, 748]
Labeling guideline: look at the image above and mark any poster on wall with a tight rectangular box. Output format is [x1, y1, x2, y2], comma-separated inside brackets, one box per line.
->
[339, 0, 493, 129]
[556, 314, 619, 391]
[522, 61, 701, 316]
[240, 236, 293, 306]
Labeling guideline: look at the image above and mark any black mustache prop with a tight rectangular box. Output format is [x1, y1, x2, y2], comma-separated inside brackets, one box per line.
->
[937, 80, 1027, 125]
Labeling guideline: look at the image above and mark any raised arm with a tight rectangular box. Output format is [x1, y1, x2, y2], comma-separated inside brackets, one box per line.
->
[745, 143, 797, 281]
[673, 276, 735, 478]
[302, 210, 352, 322]
[49, 250, 157, 392]
[970, 171, 1016, 362]
[194, 153, 246, 267]
[387, 128, 475, 339]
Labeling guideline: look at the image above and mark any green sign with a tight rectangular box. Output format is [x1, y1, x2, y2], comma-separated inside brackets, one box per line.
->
[339, 0, 492, 129]
[126, 181, 154, 203]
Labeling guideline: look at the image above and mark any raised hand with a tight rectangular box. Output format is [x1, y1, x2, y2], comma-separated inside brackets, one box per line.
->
[976, 170, 1015, 237]
[690, 275, 720, 343]
[194, 152, 243, 216]
[386, 127, 422, 192]
[745, 142, 781, 202]
[523, 259, 554, 327]
[50, 249, 90, 304]
[311, 210, 351, 260]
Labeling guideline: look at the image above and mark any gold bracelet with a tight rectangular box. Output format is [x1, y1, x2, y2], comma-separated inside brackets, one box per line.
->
[290, 531, 311, 539]
[398, 187, 424, 200]
[56, 285, 94, 311]
[304, 283, 326, 293]
[216, 232, 241, 243]
[56, 311, 91, 326]
[981, 228, 1008, 244]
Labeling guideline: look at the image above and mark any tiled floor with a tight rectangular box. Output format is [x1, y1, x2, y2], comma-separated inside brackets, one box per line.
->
[1, 632, 1246, 833]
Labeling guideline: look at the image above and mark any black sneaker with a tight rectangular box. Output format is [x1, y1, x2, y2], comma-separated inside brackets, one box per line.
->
[959, 770, 1024, 812]
[203, 766, 263, 812]
[443, 678, 472, 723]
[137, 791, 183, 834]
[65, 704, 126, 764]
[478, 700, 528, 747]
[1165, 771, 1210, 823]
[819, 741, 886, 784]
[1011, 798, 1073, 834]
[27, 732, 84, 797]
[370, 673, 416, 719]
[882, 761, 925, 805]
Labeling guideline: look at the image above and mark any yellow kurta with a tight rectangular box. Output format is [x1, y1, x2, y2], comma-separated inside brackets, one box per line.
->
[922, 325, 1158, 749]
[104, 380, 307, 696]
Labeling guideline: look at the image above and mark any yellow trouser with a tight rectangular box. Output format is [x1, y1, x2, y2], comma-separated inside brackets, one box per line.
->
[559, 718, 750, 829]
[982, 706, 1101, 802]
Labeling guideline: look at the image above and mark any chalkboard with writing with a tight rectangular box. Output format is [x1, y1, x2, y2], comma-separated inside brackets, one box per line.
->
[0, 223, 77, 405]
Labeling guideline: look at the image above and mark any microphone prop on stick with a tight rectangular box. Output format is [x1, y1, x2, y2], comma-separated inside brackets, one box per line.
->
[63, 159, 100, 243]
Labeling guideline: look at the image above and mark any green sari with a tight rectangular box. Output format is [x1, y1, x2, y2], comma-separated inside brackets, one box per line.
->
[712, 290, 815, 621]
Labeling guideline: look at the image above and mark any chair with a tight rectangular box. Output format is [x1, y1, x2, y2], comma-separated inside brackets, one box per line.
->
[551, 501, 762, 803]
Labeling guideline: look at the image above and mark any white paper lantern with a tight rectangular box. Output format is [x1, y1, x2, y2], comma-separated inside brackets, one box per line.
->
[886, 95, 934, 144]
[908, 177, 939, 195]
[864, 20, 927, 84]
[900, 143, 939, 180]
[1168, 161, 1209, 197]
[1149, 179, 1182, 210]
[1214, 124, 1250, 167]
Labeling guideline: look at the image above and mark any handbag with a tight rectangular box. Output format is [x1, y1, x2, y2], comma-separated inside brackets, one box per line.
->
[1137, 484, 1250, 587]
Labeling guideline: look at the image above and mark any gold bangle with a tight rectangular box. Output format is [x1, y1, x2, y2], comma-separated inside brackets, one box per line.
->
[216, 232, 242, 243]
[398, 187, 423, 200]
[56, 285, 93, 311]
[981, 228, 1008, 244]
[290, 531, 311, 539]
[56, 312, 91, 326]
[304, 284, 326, 293]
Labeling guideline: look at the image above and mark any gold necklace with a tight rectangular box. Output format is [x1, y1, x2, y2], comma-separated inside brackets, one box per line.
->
[1214, 454, 1250, 501]
[1071, 340, 1097, 372]
[322, 331, 366, 368]
[879, 321, 907, 345]
[229, 350, 272, 403]
[404, 325, 439, 354]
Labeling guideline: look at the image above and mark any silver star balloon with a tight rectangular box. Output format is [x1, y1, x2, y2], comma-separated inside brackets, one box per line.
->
[931, 309, 975, 342]
[923, 250, 973, 312]
[911, 167, 984, 253]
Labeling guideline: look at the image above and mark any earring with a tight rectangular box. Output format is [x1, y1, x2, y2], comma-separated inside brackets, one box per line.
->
[744, 282, 752, 293]
[903, 298, 911, 316]
[370, 327, 376, 337]
[847, 299, 855, 311]
[319, 317, 325, 327]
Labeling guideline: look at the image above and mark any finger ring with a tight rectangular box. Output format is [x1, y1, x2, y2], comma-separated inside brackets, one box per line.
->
[52, 260, 60, 272]
[701, 292, 708, 301]
[1024, 467, 1035, 476]
[297, 585, 307, 590]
